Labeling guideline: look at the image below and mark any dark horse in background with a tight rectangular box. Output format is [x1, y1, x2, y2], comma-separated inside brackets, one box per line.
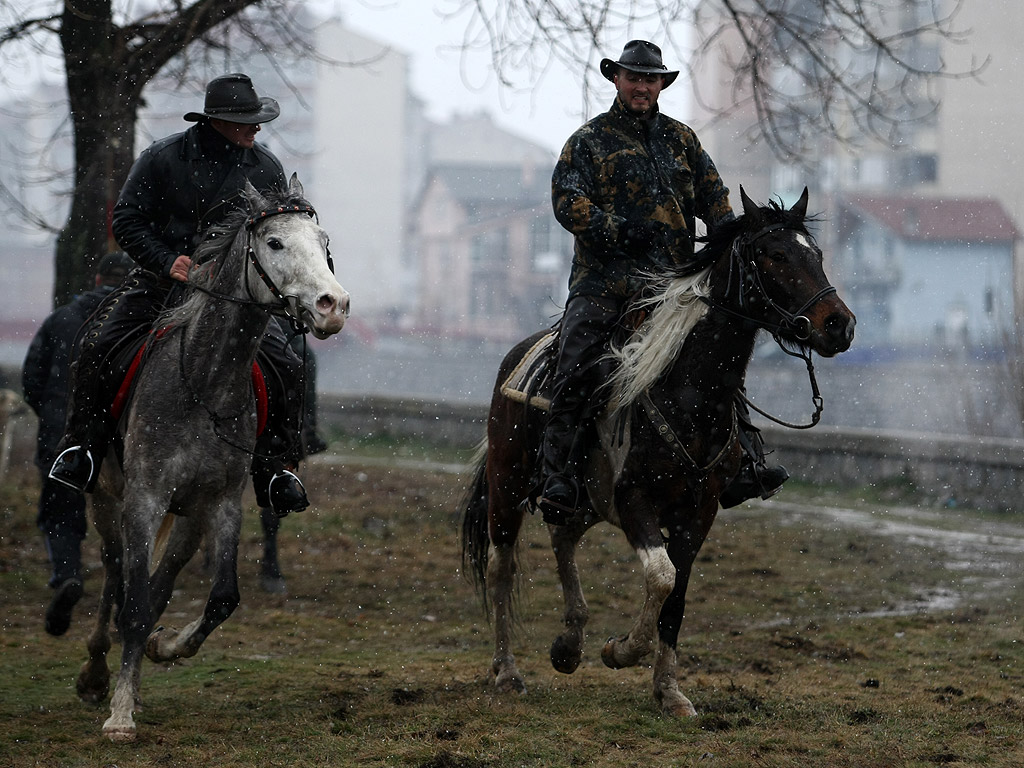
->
[75, 176, 350, 741]
[461, 187, 855, 717]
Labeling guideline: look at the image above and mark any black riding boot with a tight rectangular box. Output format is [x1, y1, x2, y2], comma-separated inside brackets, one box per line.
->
[719, 397, 790, 509]
[537, 402, 585, 526]
[50, 270, 161, 493]
[49, 358, 112, 493]
[253, 321, 310, 517]
[533, 295, 622, 526]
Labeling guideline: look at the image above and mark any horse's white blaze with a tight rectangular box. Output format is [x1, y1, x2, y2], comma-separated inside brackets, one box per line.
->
[794, 232, 813, 250]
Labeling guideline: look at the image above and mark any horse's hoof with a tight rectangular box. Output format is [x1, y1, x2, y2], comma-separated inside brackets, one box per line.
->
[661, 698, 698, 718]
[145, 626, 169, 662]
[260, 573, 287, 595]
[494, 672, 527, 695]
[102, 716, 137, 742]
[76, 669, 110, 704]
[550, 636, 582, 674]
[104, 727, 137, 742]
[601, 636, 626, 669]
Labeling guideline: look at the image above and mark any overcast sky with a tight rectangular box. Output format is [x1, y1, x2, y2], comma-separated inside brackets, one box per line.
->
[332, 0, 694, 155]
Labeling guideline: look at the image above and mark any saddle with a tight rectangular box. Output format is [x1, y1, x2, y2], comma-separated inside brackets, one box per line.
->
[107, 326, 269, 436]
[499, 332, 557, 412]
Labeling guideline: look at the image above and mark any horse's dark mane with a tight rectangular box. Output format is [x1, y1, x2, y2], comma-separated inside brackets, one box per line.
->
[681, 198, 814, 280]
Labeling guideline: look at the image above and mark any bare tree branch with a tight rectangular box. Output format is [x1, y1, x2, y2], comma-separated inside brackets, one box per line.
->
[450, 0, 986, 161]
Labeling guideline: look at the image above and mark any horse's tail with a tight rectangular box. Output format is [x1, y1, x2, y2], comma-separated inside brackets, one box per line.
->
[459, 439, 491, 607]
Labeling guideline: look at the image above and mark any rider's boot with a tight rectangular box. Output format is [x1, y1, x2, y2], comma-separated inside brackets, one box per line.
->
[49, 359, 111, 493]
[719, 401, 789, 508]
[535, 400, 587, 526]
[253, 457, 309, 518]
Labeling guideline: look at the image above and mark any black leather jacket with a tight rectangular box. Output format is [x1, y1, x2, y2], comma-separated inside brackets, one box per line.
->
[112, 121, 287, 278]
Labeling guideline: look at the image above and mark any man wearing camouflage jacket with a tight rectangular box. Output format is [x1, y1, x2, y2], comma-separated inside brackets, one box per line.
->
[535, 40, 788, 524]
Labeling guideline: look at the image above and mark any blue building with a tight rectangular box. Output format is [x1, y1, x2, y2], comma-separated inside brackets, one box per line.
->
[835, 195, 1019, 353]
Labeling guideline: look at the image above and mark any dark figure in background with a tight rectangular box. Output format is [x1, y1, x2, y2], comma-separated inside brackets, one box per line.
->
[22, 252, 134, 636]
[49, 73, 310, 517]
[535, 40, 789, 524]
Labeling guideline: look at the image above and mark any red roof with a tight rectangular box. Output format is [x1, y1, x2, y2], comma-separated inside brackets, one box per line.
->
[842, 195, 1020, 243]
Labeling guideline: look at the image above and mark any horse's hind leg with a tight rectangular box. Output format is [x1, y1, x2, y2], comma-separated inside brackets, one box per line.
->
[548, 519, 592, 674]
[146, 501, 241, 662]
[77, 533, 121, 704]
[489, 538, 525, 694]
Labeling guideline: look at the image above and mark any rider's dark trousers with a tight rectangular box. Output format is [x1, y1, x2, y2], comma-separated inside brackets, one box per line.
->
[56, 268, 306, 494]
[541, 294, 624, 483]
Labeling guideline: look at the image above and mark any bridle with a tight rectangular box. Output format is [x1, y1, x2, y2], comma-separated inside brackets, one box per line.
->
[702, 221, 835, 429]
[701, 222, 837, 342]
[191, 201, 337, 334]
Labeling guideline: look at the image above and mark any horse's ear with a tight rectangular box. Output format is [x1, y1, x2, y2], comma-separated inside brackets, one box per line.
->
[287, 172, 304, 198]
[739, 186, 762, 224]
[243, 179, 269, 212]
[791, 186, 810, 219]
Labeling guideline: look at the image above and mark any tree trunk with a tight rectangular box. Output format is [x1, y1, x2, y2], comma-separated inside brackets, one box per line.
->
[55, 0, 138, 308]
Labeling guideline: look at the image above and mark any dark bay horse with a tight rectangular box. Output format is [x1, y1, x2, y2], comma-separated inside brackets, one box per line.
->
[76, 175, 350, 741]
[461, 187, 855, 717]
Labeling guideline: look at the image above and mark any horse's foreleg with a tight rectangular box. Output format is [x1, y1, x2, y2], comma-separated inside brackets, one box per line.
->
[549, 521, 590, 674]
[649, 502, 718, 718]
[601, 543, 675, 669]
[146, 504, 241, 662]
[103, 501, 160, 742]
[488, 541, 525, 694]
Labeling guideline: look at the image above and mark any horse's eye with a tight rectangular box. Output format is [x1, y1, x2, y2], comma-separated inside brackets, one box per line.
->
[267, 238, 284, 251]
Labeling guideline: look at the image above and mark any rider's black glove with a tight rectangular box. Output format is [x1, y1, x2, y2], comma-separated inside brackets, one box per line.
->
[618, 220, 659, 254]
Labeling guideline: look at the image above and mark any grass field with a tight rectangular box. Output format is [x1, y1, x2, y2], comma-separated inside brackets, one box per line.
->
[1, 450, 1022, 767]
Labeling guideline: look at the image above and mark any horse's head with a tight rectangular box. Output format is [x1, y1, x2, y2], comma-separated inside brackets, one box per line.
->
[243, 174, 350, 339]
[725, 187, 855, 358]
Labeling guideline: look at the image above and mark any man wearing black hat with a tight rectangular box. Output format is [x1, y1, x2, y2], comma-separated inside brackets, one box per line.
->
[534, 41, 788, 524]
[23, 251, 134, 635]
[49, 73, 311, 518]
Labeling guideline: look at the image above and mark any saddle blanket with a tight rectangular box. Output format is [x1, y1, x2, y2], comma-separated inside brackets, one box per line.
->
[499, 332, 556, 412]
[109, 327, 268, 436]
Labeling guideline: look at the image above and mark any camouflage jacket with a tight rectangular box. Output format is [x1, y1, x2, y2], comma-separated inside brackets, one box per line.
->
[552, 97, 733, 299]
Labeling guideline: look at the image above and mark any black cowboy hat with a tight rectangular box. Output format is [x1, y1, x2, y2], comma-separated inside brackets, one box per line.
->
[600, 40, 679, 88]
[183, 73, 281, 124]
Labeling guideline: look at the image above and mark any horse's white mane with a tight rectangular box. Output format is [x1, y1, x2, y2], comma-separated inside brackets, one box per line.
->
[607, 267, 713, 413]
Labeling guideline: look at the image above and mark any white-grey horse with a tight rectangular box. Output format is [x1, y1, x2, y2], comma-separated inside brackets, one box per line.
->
[75, 174, 349, 741]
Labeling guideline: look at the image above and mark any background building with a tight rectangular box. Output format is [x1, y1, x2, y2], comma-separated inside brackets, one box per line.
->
[690, 1, 1023, 355]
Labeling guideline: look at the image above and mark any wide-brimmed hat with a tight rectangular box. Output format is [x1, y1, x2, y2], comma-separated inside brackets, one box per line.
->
[183, 73, 281, 124]
[600, 40, 679, 88]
